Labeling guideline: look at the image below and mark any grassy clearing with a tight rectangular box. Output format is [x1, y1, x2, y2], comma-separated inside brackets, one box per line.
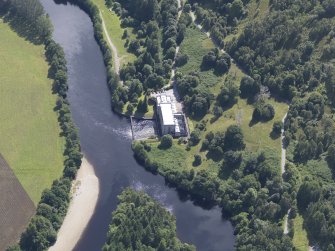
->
[119, 95, 155, 119]
[0, 22, 64, 204]
[146, 96, 287, 176]
[92, 0, 135, 66]
[293, 214, 309, 251]
[178, 26, 224, 90]
[225, 0, 270, 43]
[207, 98, 287, 155]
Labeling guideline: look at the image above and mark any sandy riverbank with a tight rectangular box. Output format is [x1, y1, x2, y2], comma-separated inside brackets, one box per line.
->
[49, 157, 99, 251]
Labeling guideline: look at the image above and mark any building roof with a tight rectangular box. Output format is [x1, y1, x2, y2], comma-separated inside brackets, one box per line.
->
[157, 94, 172, 104]
[159, 103, 175, 126]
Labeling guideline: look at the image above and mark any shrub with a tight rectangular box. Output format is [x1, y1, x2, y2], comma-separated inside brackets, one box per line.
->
[240, 76, 260, 98]
[213, 106, 223, 118]
[217, 81, 239, 107]
[272, 121, 283, 135]
[193, 154, 202, 166]
[189, 129, 201, 146]
[160, 135, 173, 149]
[253, 103, 275, 121]
[224, 125, 245, 151]
[175, 53, 189, 67]
[127, 103, 134, 114]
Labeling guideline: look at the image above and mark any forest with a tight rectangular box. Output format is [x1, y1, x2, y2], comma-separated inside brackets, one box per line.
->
[102, 189, 195, 251]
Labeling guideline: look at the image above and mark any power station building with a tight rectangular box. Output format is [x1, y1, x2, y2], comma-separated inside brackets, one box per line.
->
[156, 94, 187, 137]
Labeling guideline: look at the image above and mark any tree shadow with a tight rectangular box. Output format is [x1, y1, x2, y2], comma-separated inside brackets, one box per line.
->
[210, 115, 220, 124]
[206, 150, 223, 162]
[270, 131, 281, 140]
[200, 62, 213, 72]
[192, 160, 201, 167]
[2, 14, 44, 45]
[218, 165, 234, 180]
[248, 118, 258, 127]
[240, 95, 256, 105]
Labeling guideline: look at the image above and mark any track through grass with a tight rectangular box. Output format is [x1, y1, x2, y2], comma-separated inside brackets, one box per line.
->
[92, 0, 135, 67]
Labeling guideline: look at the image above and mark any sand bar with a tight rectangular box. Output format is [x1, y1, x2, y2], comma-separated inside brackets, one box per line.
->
[49, 157, 99, 251]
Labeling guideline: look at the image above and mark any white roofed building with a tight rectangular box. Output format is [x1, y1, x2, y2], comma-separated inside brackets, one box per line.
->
[158, 103, 175, 135]
[156, 93, 188, 137]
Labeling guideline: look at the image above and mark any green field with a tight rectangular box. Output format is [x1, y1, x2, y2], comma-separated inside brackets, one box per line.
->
[225, 0, 270, 43]
[92, 0, 135, 66]
[0, 21, 64, 204]
[292, 214, 309, 251]
[178, 26, 224, 91]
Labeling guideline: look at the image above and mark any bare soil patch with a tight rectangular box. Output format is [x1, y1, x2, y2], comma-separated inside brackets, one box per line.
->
[0, 154, 35, 250]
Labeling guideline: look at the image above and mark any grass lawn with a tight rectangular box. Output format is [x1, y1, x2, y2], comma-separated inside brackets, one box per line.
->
[146, 141, 188, 171]
[0, 21, 65, 204]
[178, 25, 225, 90]
[118, 95, 155, 119]
[225, 0, 270, 43]
[293, 214, 309, 251]
[92, 0, 135, 66]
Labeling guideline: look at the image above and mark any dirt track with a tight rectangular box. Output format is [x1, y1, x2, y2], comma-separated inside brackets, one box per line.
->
[0, 154, 35, 250]
[100, 10, 120, 73]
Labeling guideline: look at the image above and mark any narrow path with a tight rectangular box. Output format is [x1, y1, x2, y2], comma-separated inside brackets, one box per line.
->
[100, 10, 120, 73]
[280, 111, 291, 236]
[283, 209, 290, 234]
[281, 112, 288, 175]
[49, 157, 99, 251]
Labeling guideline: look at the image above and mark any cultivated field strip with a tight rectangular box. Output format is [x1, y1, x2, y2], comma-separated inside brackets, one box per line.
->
[0, 154, 35, 250]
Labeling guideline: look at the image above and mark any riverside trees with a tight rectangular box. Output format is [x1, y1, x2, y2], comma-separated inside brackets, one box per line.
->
[1, 0, 52, 43]
[3, 0, 82, 250]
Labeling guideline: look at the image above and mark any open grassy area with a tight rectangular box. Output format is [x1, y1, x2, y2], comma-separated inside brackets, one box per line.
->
[119, 95, 155, 119]
[225, 0, 270, 43]
[178, 26, 225, 90]
[92, 0, 135, 66]
[146, 95, 287, 176]
[292, 214, 309, 251]
[0, 21, 64, 204]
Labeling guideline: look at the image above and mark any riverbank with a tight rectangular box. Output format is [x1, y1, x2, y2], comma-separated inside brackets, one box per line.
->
[49, 157, 99, 251]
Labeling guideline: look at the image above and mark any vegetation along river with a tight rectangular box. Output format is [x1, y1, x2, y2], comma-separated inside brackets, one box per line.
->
[41, 1, 235, 250]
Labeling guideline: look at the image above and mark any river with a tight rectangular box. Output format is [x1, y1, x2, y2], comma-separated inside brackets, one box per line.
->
[41, 1, 235, 250]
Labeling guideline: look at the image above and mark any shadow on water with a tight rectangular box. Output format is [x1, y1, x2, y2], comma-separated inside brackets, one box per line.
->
[40, 1, 235, 250]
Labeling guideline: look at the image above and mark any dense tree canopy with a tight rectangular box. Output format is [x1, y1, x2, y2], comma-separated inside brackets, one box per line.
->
[102, 189, 195, 251]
